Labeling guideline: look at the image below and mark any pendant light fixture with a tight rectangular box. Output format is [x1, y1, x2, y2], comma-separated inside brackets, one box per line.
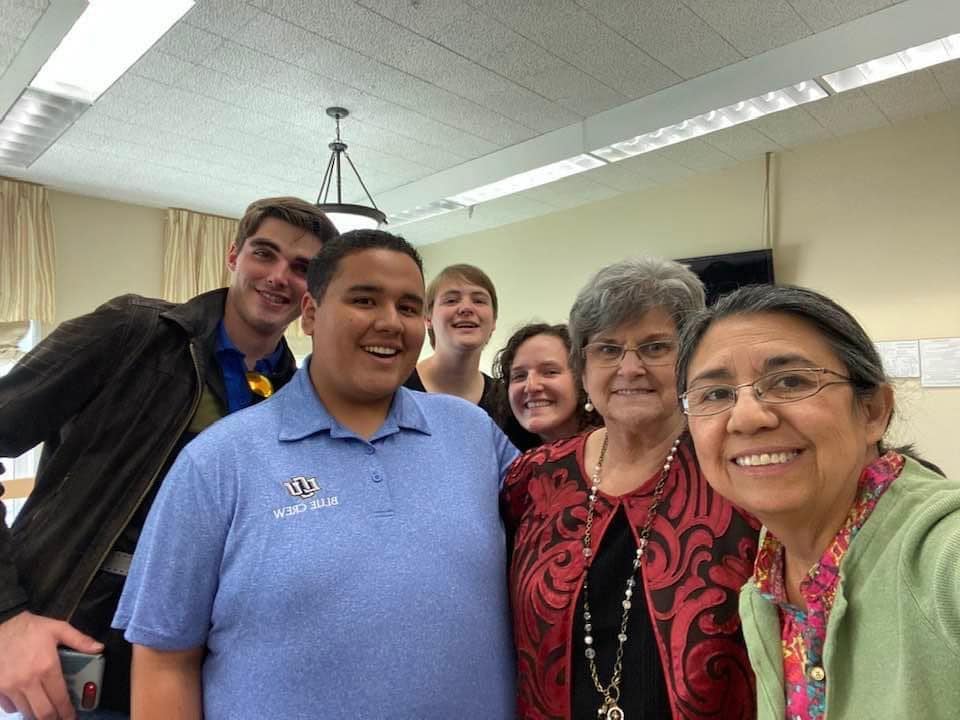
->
[315, 106, 387, 232]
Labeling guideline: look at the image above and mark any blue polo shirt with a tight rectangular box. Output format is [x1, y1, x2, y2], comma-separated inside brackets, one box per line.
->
[114, 362, 519, 720]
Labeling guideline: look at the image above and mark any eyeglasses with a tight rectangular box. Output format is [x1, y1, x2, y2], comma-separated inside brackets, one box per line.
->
[245, 371, 274, 399]
[582, 340, 677, 367]
[680, 367, 854, 417]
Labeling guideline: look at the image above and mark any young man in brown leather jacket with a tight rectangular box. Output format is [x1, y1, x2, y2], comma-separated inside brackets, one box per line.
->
[0, 197, 337, 720]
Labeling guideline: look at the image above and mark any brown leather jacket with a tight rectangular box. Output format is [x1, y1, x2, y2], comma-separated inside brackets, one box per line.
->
[0, 289, 296, 623]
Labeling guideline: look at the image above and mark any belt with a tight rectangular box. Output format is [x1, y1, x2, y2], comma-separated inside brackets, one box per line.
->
[101, 551, 133, 577]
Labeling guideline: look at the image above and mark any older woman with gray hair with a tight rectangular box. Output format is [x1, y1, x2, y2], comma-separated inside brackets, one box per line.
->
[677, 284, 960, 720]
[501, 258, 759, 720]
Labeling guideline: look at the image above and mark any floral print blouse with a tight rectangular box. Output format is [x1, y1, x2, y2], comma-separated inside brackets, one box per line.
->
[753, 451, 905, 720]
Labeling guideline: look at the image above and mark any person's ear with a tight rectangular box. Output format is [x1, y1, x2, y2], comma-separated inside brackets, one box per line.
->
[300, 293, 317, 336]
[861, 383, 894, 446]
[226, 242, 239, 272]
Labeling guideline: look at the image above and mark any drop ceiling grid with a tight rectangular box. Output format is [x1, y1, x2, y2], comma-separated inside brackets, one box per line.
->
[242, 1, 579, 137]
[102, 38, 491, 196]
[225, 11, 541, 147]
[571, 0, 744, 79]
[863, 69, 952, 123]
[681, 0, 813, 57]
[782, 0, 902, 33]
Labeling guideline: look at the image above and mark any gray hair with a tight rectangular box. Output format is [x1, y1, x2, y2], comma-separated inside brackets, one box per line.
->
[676, 284, 892, 432]
[568, 257, 706, 377]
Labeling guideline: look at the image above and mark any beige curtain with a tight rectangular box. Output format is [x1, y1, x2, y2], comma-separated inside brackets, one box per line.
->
[161, 208, 237, 302]
[0, 178, 56, 323]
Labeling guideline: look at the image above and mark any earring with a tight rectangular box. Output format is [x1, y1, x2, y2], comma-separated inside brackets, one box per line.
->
[584, 399, 594, 412]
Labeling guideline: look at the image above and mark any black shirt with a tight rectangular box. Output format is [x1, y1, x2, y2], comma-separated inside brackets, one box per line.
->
[571, 507, 671, 719]
[403, 369, 540, 451]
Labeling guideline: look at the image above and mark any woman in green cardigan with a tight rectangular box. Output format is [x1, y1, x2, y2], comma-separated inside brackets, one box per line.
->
[675, 283, 960, 720]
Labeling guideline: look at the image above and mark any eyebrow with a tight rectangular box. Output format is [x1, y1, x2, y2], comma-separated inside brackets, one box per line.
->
[247, 238, 280, 252]
[347, 285, 424, 304]
[688, 353, 823, 387]
[248, 238, 312, 264]
[591, 332, 673, 345]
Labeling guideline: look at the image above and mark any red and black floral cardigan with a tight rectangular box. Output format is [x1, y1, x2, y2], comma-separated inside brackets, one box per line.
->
[501, 432, 759, 720]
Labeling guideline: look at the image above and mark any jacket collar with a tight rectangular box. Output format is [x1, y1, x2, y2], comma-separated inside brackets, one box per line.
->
[159, 287, 296, 401]
[278, 361, 431, 442]
[160, 288, 229, 343]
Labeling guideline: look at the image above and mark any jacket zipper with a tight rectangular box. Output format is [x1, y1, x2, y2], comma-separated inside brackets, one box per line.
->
[65, 342, 203, 620]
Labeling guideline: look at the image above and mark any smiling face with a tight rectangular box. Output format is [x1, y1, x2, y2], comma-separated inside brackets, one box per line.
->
[301, 248, 425, 414]
[427, 279, 496, 353]
[581, 306, 680, 432]
[684, 312, 891, 529]
[225, 217, 323, 340]
[508, 333, 580, 442]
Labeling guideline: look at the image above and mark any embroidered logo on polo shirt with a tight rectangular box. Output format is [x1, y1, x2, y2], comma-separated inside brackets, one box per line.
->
[273, 476, 340, 520]
[284, 475, 321, 499]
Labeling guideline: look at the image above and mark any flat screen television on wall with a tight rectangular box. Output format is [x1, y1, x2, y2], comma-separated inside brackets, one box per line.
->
[676, 249, 775, 306]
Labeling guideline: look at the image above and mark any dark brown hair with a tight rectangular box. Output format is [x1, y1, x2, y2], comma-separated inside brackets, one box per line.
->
[234, 196, 339, 251]
[492, 322, 601, 436]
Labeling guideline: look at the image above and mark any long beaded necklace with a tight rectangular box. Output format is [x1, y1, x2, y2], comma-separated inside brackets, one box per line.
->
[581, 430, 681, 720]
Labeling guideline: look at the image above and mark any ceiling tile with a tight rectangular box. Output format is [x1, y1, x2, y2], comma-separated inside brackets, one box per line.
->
[565, 34, 680, 100]
[519, 173, 621, 208]
[233, 9, 330, 71]
[585, 161, 658, 193]
[57, 126, 116, 155]
[682, 0, 811, 56]
[184, 0, 261, 37]
[703, 124, 783, 159]
[803, 89, 891, 135]
[131, 51, 198, 87]
[748, 105, 831, 147]
[200, 40, 288, 81]
[252, 0, 569, 135]
[153, 21, 224, 64]
[0, 2, 43, 40]
[932, 60, 960, 105]
[573, 0, 743, 78]
[98, 75, 170, 110]
[0, 31, 20, 75]
[786, 0, 899, 33]
[612, 152, 697, 185]
[652, 139, 739, 172]
[523, 65, 626, 115]
[864, 69, 951, 123]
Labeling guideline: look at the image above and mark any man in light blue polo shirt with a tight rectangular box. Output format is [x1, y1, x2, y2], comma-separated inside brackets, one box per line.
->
[112, 230, 519, 719]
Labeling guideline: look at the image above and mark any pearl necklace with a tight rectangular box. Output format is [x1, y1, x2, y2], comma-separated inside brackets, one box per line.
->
[581, 431, 681, 720]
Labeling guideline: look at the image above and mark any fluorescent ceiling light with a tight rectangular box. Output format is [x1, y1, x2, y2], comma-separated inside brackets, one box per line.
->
[446, 154, 606, 206]
[390, 199, 465, 227]
[822, 34, 960, 93]
[31, 0, 195, 104]
[0, 88, 89, 167]
[592, 81, 827, 162]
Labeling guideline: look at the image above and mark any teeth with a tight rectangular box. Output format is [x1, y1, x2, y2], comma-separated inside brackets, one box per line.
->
[613, 389, 646, 395]
[364, 346, 399, 356]
[525, 400, 552, 409]
[260, 291, 287, 304]
[735, 451, 798, 467]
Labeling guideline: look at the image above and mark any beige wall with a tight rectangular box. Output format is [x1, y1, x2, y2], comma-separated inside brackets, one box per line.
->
[419, 107, 960, 478]
[48, 190, 165, 326]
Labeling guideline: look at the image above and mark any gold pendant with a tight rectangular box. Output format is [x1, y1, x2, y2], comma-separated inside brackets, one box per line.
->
[605, 704, 625, 720]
